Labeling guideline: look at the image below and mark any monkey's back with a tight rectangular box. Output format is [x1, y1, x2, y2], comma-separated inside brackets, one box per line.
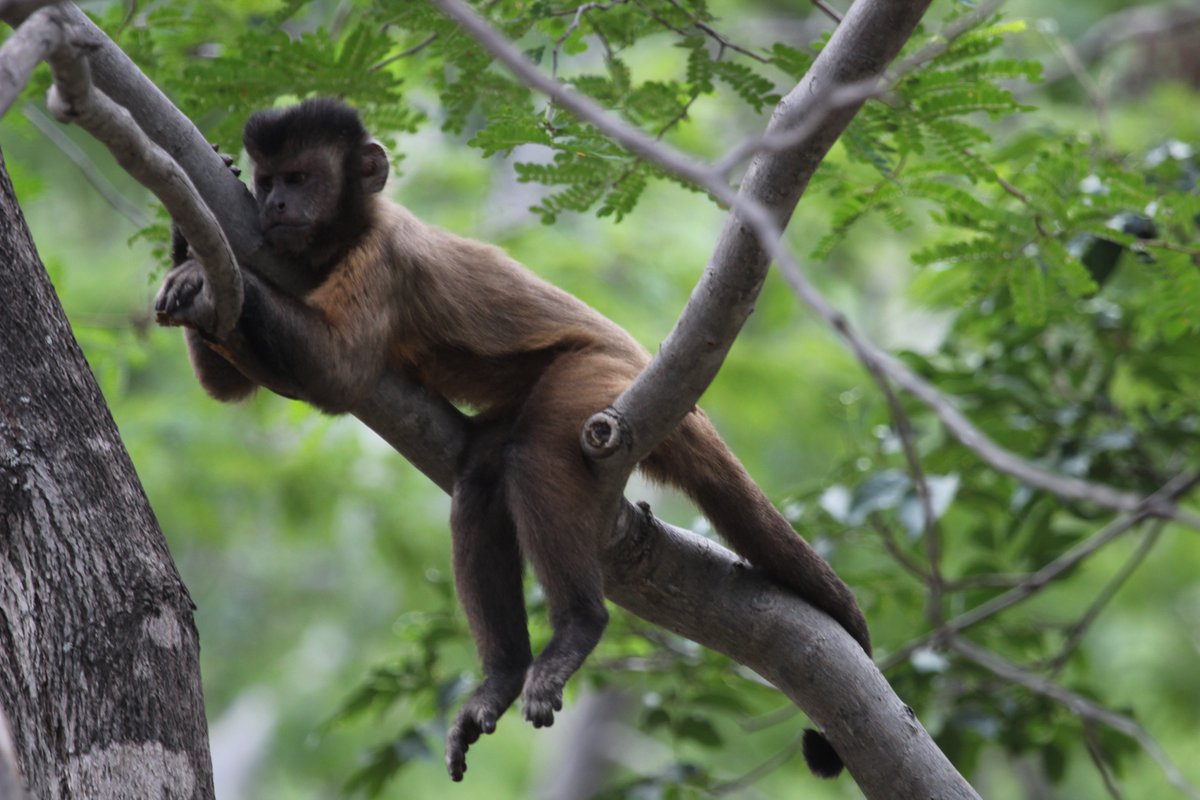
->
[376, 200, 649, 413]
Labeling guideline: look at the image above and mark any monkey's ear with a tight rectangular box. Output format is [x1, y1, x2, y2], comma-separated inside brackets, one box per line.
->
[361, 141, 389, 194]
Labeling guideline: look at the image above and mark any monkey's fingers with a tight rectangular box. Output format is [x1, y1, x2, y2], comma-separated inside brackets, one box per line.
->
[154, 271, 202, 318]
[153, 280, 185, 315]
[211, 142, 242, 176]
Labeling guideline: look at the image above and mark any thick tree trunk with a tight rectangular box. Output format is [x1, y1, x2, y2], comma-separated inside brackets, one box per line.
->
[0, 147, 214, 800]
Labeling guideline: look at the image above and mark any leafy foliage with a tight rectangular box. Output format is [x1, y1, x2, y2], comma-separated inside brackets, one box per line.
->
[9, 0, 1199, 798]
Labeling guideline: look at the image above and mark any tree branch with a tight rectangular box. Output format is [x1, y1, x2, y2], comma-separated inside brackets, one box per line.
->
[2, 5, 243, 336]
[605, 504, 980, 798]
[5, 3, 1192, 793]
[427, 0, 934, 480]
[1039, 2, 1200, 88]
[429, 0, 1200, 534]
[0, 3, 58, 117]
[775, 264, 1200, 528]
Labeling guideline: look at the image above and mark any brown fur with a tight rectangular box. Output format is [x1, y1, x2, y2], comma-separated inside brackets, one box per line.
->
[156, 99, 869, 782]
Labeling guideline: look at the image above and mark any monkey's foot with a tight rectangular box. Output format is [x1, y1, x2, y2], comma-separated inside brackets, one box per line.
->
[446, 673, 524, 782]
[521, 666, 565, 729]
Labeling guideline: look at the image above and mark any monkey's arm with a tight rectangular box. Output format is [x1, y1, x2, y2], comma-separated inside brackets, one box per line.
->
[158, 264, 390, 413]
[166, 213, 262, 402]
[183, 327, 257, 401]
[157, 258, 257, 401]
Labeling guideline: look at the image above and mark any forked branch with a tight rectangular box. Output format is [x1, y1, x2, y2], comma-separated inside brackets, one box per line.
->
[0, 5, 242, 336]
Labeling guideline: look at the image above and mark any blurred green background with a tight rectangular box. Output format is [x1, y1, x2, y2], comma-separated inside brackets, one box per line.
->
[2, 0, 1199, 797]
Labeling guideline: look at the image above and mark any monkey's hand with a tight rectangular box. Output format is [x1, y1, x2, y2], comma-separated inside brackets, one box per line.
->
[445, 672, 524, 782]
[212, 142, 242, 177]
[155, 259, 218, 335]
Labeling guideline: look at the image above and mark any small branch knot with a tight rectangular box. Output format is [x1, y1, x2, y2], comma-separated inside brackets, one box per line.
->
[45, 85, 76, 121]
[581, 408, 627, 460]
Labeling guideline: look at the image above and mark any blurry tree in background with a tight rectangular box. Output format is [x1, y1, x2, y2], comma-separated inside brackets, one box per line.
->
[2, 1, 1200, 798]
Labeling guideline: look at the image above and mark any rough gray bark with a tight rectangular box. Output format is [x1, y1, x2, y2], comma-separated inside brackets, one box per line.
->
[606, 505, 979, 798]
[0, 148, 214, 800]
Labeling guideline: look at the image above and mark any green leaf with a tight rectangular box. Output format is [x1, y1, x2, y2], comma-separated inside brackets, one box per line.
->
[1009, 256, 1047, 325]
[767, 43, 813, 80]
[711, 61, 776, 113]
[849, 469, 911, 524]
[898, 474, 961, 538]
[674, 714, 723, 747]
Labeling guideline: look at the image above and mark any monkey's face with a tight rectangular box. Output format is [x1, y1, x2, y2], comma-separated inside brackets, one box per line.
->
[252, 149, 344, 255]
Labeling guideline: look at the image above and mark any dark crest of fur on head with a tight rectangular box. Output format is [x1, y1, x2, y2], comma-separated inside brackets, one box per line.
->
[243, 97, 369, 161]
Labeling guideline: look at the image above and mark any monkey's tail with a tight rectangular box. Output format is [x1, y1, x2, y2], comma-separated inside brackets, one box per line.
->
[641, 409, 872, 778]
[643, 408, 872, 653]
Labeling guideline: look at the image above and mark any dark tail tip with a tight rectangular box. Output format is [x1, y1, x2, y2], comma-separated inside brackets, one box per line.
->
[802, 728, 844, 778]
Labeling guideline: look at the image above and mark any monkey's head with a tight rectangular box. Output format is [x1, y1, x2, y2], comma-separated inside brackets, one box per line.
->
[243, 98, 388, 270]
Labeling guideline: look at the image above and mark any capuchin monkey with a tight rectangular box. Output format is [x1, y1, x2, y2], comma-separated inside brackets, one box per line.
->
[156, 98, 870, 781]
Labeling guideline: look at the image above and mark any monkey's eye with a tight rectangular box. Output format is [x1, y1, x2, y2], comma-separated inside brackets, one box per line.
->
[256, 176, 274, 193]
[284, 171, 308, 186]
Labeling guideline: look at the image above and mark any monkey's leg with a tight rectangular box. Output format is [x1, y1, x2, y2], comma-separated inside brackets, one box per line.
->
[446, 437, 533, 782]
[508, 462, 609, 730]
[504, 353, 629, 729]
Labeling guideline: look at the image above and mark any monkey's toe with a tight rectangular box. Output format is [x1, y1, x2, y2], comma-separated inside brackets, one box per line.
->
[521, 679, 563, 729]
[446, 746, 467, 782]
[445, 723, 477, 781]
[523, 700, 555, 728]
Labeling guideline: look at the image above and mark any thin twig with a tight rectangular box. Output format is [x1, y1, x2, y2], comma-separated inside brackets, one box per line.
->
[716, 0, 1004, 177]
[739, 703, 798, 733]
[811, 0, 843, 25]
[431, 0, 714, 185]
[21, 102, 150, 228]
[368, 33, 438, 73]
[713, 76, 887, 177]
[775, 262, 1200, 528]
[880, 472, 1199, 671]
[552, 0, 628, 78]
[1051, 33, 1110, 138]
[943, 573, 1025, 591]
[863, 360, 944, 622]
[892, 0, 1005, 76]
[951, 637, 1200, 800]
[1046, 521, 1164, 675]
[713, 733, 805, 795]
[1084, 721, 1128, 800]
[869, 514, 932, 583]
[1037, 2, 1200, 89]
[663, 0, 770, 63]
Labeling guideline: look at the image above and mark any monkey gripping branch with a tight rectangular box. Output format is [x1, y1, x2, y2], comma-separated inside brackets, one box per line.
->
[0, 1, 981, 798]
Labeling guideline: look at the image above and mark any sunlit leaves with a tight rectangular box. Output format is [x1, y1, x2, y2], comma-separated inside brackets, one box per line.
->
[103, 3, 417, 154]
[821, 469, 960, 537]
